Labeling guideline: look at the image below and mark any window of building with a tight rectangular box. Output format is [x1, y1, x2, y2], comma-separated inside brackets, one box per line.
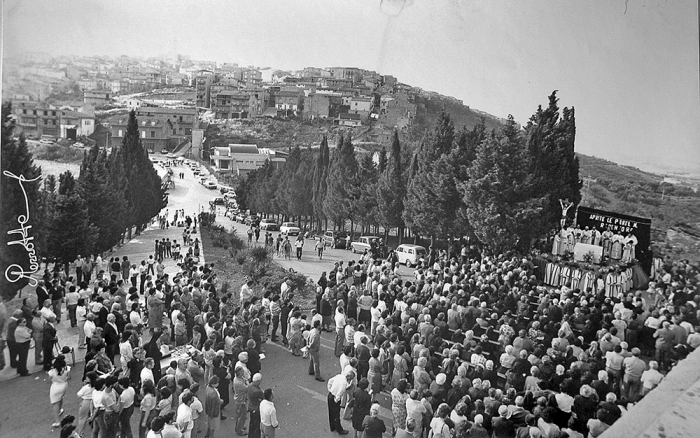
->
[141, 131, 146, 138]
[22, 109, 27, 114]
[52, 111, 56, 116]
[33, 110, 37, 115]
[43, 110, 48, 116]
[151, 131, 156, 138]
[118, 129, 123, 137]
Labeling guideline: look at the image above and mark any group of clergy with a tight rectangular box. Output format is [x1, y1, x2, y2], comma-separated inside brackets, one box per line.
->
[552, 225, 638, 263]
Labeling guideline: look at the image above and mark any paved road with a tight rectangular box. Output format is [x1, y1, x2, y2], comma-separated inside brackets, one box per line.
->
[0, 157, 397, 438]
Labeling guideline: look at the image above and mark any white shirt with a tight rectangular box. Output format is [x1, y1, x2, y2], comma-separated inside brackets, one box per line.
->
[176, 403, 193, 432]
[334, 311, 346, 332]
[84, 320, 96, 339]
[140, 367, 154, 384]
[260, 399, 278, 427]
[327, 374, 350, 402]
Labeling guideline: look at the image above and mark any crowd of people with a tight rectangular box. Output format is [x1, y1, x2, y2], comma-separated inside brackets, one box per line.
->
[306, 245, 699, 438]
[2, 209, 699, 438]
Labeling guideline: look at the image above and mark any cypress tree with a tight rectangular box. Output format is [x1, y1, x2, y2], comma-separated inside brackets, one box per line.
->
[524, 91, 582, 238]
[312, 135, 330, 230]
[323, 133, 358, 228]
[376, 129, 406, 241]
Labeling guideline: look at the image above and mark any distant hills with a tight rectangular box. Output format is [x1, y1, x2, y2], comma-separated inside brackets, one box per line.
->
[577, 153, 700, 260]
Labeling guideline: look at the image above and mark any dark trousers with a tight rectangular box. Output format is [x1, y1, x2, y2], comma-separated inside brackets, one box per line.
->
[139, 274, 147, 294]
[68, 304, 78, 327]
[119, 405, 134, 438]
[308, 350, 320, 378]
[327, 392, 343, 432]
[16, 341, 30, 374]
[76, 268, 83, 285]
[7, 340, 18, 368]
[296, 248, 302, 259]
[271, 315, 280, 340]
[43, 343, 54, 370]
[248, 408, 261, 438]
[131, 276, 137, 288]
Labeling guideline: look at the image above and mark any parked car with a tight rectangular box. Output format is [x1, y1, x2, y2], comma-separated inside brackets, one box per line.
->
[280, 222, 301, 236]
[40, 135, 56, 144]
[395, 244, 427, 267]
[210, 197, 226, 206]
[160, 149, 168, 154]
[245, 215, 260, 226]
[235, 213, 247, 223]
[259, 219, 279, 231]
[203, 181, 217, 189]
[321, 230, 348, 249]
[350, 236, 380, 254]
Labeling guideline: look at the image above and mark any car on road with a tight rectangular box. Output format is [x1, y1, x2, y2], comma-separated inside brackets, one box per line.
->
[40, 135, 56, 144]
[203, 181, 217, 189]
[235, 212, 247, 223]
[259, 219, 279, 231]
[161, 149, 168, 154]
[280, 222, 301, 236]
[210, 197, 225, 206]
[395, 244, 427, 267]
[245, 215, 260, 226]
[321, 230, 348, 249]
[350, 236, 380, 254]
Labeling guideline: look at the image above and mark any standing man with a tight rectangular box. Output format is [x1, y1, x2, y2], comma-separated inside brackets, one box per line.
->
[241, 280, 254, 305]
[74, 255, 84, 285]
[14, 317, 32, 376]
[295, 236, 304, 260]
[50, 279, 64, 324]
[247, 373, 265, 438]
[259, 388, 279, 438]
[327, 370, 354, 435]
[315, 239, 325, 260]
[205, 376, 223, 438]
[42, 315, 57, 371]
[308, 320, 324, 381]
[622, 348, 646, 402]
[233, 366, 249, 436]
[177, 391, 195, 438]
[6, 310, 22, 369]
[118, 377, 136, 438]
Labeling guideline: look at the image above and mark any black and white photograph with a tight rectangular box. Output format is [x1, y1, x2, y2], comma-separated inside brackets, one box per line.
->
[1, 1, 699, 437]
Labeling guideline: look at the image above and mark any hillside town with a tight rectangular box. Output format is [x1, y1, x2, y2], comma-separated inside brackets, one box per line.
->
[2, 52, 487, 172]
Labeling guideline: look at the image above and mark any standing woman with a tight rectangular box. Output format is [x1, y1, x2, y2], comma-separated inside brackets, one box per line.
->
[357, 290, 372, 328]
[366, 349, 383, 403]
[49, 355, 72, 428]
[351, 378, 372, 438]
[320, 291, 333, 332]
[76, 372, 96, 438]
[391, 345, 408, 389]
[139, 380, 157, 438]
[76, 299, 88, 349]
[390, 379, 410, 435]
[347, 288, 359, 321]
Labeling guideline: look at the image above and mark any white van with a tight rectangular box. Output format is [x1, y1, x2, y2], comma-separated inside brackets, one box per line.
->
[395, 244, 427, 267]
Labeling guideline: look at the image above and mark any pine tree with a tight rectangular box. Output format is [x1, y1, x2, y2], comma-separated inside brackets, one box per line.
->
[312, 135, 330, 230]
[287, 150, 315, 221]
[47, 171, 97, 271]
[402, 112, 457, 242]
[0, 103, 43, 300]
[460, 115, 544, 253]
[323, 133, 358, 227]
[376, 129, 406, 241]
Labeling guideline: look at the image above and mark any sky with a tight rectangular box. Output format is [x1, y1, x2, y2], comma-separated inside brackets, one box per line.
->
[2, 0, 699, 174]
